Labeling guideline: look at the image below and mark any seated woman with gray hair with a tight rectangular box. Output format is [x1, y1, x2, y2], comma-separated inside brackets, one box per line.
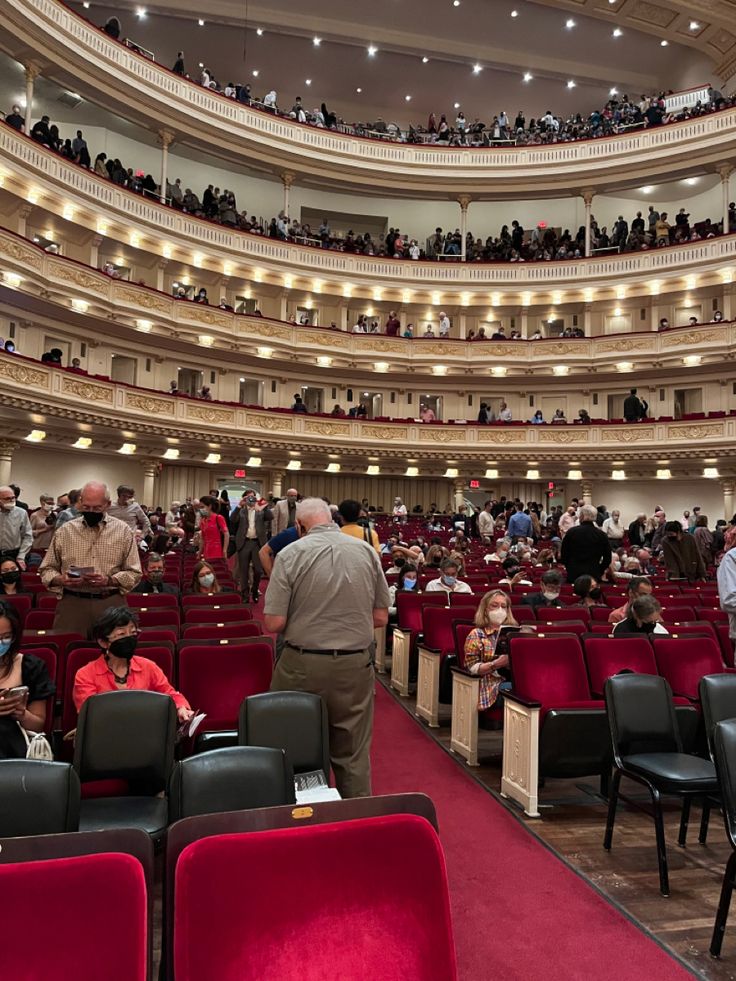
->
[612, 595, 669, 637]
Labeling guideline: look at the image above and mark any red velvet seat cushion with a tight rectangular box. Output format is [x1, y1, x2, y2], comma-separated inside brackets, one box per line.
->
[1, 853, 147, 981]
[174, 814, 457, 981]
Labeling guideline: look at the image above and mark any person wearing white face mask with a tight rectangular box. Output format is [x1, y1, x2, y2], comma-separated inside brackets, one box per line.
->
[425, 558, 473, 594]
[521, 569, 563, 611]
[483, 538, 510, 565]
[463, 590, 517, 710]
[0, 485, 32, 570]
[29, 494, 56, 550]
[602, 509, 625, 543]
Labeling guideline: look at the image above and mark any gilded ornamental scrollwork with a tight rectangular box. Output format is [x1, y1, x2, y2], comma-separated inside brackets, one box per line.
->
[363, 339, 405, 354]
[311, 332, 349, 349]
[661, 329, 720, 347]
[186, 404, 236, 425]
[0, 238, 44, 270]
[601, 428, 654, 442]
[418, 428, 465, 442]
[51, 262, 109, 294]
[189, 307, 231, 329]
[669, 424, 723, 440]
[538, 429, 590, 443]
[361, 426, 408, 440]
[595, 339, 650, 353]
[244, 412, 294, 432]
[247, 323, 293, 341]
[112, 284, 171, 313]
[418, 344, 456, 357]
[0, 360, 49, 387]
[61, 376, 114, 403]
[125, 392, 175, 416]
[303, 421, 350, 437]
[476, 430, 521, 443]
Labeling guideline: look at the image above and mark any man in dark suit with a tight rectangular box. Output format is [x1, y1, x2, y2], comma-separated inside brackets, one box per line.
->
[131, 552, 179, 594]
[623, 388, 644, 422]
[560, 504, 612, 583]
[231, 491, 271, 602]
[628, 512, 648, 547]
[522, 570, 564, 610]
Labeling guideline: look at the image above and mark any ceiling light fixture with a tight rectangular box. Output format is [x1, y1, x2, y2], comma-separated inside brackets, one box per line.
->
[405, 94, 412, 101]
[119, 443, 137, 455]
[472, 63, 483, 74]
[256, 27, 263, 35]
[453, 0, 460, 6]
[610, 87, 619, 96]
[526, 469, 540, 480]
[313, 36, 321, 46]
[485, 468, 499, 479]
[523, 72, 533, 82]
[356, 87, 362, 93]
[444, 468, 459, 479]
[689, 20, 700, 30]
[205, 453, 221, 464]
[660, 39, 669, 46]
[565, 18, 576, 28]
[704, 467, 720, 479]
[286, 460, 302, 471]
[405, 467, 419, 477]
[367, 45, 377, 56]
[511, 8, 518, 15]
[612, 28, 622, 37]
[163, 448, 180, 460]
[656, 468, 672, 480]
[567, 80, 576, 89]
[246, 456, 261, 467]
[25, 430, 46, 443]
[325, 463, 341, 473]
[422, 56, 429, 63]
[366, 465, 380, 476]
[305, 78, 312, 86]
[82, 1, 90, 6]
[136, 7, 146, 17]
[611, 469, 626, 480]
[198, 18, 204, 26]
[454, 101, 461, 108]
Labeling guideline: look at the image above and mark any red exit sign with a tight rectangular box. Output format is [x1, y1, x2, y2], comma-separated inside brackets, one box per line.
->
[469, 480, 480, 489]
[234, 469, 246, 478]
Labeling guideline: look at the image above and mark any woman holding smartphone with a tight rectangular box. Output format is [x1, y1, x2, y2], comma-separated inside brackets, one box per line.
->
[0, 601, 55, 758]
[463, 590, 518, 711]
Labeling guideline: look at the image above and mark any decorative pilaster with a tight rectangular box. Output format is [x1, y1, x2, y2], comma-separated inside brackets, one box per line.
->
[581, 187, 595, 258]
[723, 479, 735, 522]
[0, 439, 20, 486]
[157, 129, 176, 204]
[281, 171, 296, 216]
[141, 460, 158, 507]
[581, 479, 593, 506]
[457, 194, 471, 261]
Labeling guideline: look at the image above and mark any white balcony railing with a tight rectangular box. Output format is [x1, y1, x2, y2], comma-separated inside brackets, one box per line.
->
[2, 0, 736, 191]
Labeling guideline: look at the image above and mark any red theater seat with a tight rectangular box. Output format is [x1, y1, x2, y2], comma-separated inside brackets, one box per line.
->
[654, 637, 735, 703]
[538, 606, 591, 623]
[1, 852, 148, 981]
[181, 593, 243, 608]
[182, 622, 262, 641]
[127, 593, 179, 611]
[182, 607, 253, 625]
[583, 636, 658, 697]
[173, 814, 457, 981]
[1, 593, 32, 625]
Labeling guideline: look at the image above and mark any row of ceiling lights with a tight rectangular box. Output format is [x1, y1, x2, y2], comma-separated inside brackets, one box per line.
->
[21, 432, 724, 479]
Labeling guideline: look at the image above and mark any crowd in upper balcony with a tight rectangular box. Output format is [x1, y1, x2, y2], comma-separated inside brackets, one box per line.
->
[4, 106, 733, 265]
[93, 15, 736, 149]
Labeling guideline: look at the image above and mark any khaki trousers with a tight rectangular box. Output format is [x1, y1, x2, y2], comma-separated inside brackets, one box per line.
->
[271, 645, 374, 798]
[53, 592, 128, 639]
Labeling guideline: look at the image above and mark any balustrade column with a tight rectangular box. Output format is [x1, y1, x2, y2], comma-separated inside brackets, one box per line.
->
[272, 470, 284, 499]
[723, 480, 735, 523]
[718, 164, 734, 236]
[158, 129, 176, 205]
[281, 172, 296, 216]
[0, 440, 19, 486]
[141, 461, 158, 508]
[581, 480, 593, 507]
[581, 188, 595, 258]
[24, 64, 40, 129]
[457, 195, 471, 261]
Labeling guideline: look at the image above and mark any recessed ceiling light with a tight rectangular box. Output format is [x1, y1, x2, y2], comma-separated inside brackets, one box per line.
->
[454, 101, 461, 108]
[567, 79, 576, 88]
[640, 185, 653, 193]
[82, 1, 90, 7]
[367, 45, 377, 56]
[565, 18, 576, 28]
[405, 94, 412, 101]
[511, 8, 518, 15]
[523, 72, 533, 82]
[256, 27, 263, 35]
[689, 20, 700, 30]
[356, 87, 362, 93]
[313, 36, 321, 46]
[136, 7, 146, 17]
[305, 78, 312, 85]
[252, 69, 259, 77]
[609, 86, 618, 95]
[660, 39, 669, 46]
[684, 176, 698, 185]
[422, 56, 429, 63]
[198, 18, 204, 26]
[453, 0, 460, 6]
[472, 63, 483, 73]
[612, 27, 622, 37]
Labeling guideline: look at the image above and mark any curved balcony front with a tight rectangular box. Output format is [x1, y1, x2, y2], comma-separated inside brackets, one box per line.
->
[2, 0, 736, 196]
[2, 128, 736, 301]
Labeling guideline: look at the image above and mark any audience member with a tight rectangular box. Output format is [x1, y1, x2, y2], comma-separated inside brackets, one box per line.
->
[463, 590, 516, 710]
[131, 551, 178, 594]
[0, 601, 55, 759]
[425, 557, 472, 594]
[0, 486, 32, 568]
[612, 594, 668, 636]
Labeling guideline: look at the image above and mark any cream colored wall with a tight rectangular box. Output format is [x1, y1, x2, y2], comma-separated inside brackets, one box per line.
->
[589, 480, 728, 524]
[10, 445, 147, 504]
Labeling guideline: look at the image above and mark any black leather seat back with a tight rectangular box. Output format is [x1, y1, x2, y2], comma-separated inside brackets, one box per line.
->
[605, 674, 680, 759]
[73, 690, 177, 791]
[715, 719, 736, 845]
[0, 760, 80, 837]
[239, 691, 330, 777]
[700, 674, 736, 759]
[169, 746, 295, 821]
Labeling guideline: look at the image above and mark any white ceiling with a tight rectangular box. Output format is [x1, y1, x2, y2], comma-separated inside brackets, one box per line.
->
[67, 0, 713, 127]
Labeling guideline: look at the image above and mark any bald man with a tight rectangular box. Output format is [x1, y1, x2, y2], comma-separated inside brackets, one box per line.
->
[40, 480, 141, 636]
[0, 485, 32, 568]
[272, 487, 299, 536]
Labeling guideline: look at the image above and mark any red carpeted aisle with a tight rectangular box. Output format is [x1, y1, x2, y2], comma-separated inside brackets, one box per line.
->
[370, 683, 691, 981]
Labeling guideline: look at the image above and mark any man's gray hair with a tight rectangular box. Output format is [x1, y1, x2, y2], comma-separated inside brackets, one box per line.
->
[147, 552, 164, 564]
[80, 481, 111, 502]
[296, 497, 332, 524]
[579, 504, 598, 522]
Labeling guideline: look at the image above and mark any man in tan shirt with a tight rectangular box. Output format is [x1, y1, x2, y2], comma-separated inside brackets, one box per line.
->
[40, 481, 141, 637]
[337, 499, 380, 554]
[264, 498, 390, 798]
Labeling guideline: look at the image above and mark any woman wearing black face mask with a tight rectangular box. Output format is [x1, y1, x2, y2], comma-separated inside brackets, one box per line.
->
[0, 558, 24, 596]
[571, 574, 606, 608]
[72, 606, 193, 722]
[612, 595, 669, 637]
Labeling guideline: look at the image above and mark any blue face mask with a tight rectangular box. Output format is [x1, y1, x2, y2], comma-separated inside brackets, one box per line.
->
[200, 573, 215, 588]
[0, 639, 12, 656]
[443, 576, 457, 587]
[403, 578, 417, 590]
